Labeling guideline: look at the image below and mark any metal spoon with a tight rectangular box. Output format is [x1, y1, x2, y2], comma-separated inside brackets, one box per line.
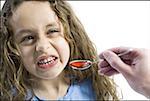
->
[69, 49, 133, 70]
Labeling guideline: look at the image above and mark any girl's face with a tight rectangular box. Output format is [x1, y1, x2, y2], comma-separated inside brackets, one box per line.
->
[10, 1, 70, 79]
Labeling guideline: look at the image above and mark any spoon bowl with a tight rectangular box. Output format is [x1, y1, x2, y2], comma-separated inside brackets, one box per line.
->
[69, 60, 93, 70]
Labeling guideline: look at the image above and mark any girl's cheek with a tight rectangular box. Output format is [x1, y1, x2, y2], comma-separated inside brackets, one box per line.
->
[19, 46, 34, 58]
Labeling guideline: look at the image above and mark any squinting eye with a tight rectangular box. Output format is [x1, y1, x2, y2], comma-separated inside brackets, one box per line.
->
[47, 29, 60, 35]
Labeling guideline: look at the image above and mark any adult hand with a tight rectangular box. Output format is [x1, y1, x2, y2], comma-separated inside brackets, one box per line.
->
[98, 47, 150, 98]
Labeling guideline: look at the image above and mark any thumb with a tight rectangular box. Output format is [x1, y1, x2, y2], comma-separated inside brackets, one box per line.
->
[103, 50, 132, 75]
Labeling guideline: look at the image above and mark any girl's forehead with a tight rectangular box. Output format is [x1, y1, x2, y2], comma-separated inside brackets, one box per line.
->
[13, 1, 53, 17]
[10, 1, 60, 31]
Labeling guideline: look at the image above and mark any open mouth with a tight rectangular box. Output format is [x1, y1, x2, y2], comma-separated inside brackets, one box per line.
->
[37, 56, 58, 69]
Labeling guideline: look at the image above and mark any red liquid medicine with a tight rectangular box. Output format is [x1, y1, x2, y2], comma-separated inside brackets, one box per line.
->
[69, 60, 92, 69]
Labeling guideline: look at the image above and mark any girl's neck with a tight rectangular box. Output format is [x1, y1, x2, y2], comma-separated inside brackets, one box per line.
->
[33, 72, 70, 100]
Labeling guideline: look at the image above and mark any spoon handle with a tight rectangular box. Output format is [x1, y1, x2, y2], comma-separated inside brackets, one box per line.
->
[93, 48, 133, 64]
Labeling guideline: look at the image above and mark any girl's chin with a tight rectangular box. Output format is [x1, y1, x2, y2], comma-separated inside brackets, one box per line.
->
[36, 69, 65, 80]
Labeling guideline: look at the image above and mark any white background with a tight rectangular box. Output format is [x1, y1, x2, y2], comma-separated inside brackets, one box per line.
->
[1, 1, 150, 100]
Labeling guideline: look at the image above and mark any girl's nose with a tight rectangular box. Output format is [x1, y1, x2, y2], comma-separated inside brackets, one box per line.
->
[35, 38, 51, 52]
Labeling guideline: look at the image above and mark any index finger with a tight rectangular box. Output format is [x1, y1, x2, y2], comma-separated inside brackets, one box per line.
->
[99, 46, 132, 59]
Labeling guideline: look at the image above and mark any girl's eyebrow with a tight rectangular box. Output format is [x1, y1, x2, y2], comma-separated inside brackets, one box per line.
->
[15, 23, 58, 36]
[15, 29, 34, 37]
[46, 22, 58, 28]
[46, 24, 56, 28]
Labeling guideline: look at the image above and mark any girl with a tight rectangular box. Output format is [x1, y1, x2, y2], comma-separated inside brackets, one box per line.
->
[0, 0, 118, 100]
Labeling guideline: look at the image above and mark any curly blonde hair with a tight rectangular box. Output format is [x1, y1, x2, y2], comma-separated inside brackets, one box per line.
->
[0, 0, 119, 100]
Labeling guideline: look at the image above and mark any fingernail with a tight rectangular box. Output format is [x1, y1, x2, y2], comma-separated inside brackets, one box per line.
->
[103, 51, 110, 58]
[103, 51, 113, 62]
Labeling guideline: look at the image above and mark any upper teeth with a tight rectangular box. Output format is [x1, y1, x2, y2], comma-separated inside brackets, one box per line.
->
[38, 57, 55, 64]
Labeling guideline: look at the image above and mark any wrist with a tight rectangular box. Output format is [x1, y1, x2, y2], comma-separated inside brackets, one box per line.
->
[141, 79, 150, 99]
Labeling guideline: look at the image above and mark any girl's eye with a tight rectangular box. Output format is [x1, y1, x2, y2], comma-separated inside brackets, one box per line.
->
[21, 35, 35, 44]
[47, 29, 60, 35]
